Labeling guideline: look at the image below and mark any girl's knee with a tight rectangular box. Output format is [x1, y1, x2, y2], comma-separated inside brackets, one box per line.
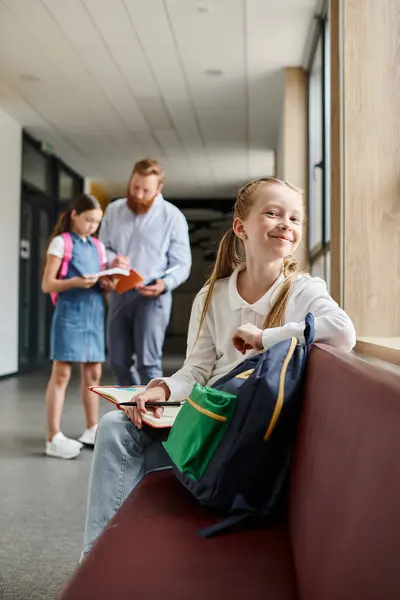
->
[98, 410, 124, 430]
[51, 362, 71, 387]
[82, 363, 102, 387]
[97, 410, 131, 447]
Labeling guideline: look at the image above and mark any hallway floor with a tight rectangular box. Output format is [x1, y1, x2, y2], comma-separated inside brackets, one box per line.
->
[0, 357, 183, 600]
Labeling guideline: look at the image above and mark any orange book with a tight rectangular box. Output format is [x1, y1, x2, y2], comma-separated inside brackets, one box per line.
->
[114, 264, 180, 294]
[115, 268, 144, 294]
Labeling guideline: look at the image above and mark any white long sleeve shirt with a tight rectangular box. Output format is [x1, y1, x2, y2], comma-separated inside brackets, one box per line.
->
[153, 267, 356, 401]
[99, 195, 191, 292]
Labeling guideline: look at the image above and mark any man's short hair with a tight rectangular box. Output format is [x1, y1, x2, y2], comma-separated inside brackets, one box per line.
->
[131, 159, 164, 183]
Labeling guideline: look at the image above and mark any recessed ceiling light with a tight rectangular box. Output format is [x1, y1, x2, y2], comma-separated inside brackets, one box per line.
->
[205, 68, 224, 77]
[197, 6, 212, 13]
[19, 73, 41, 83]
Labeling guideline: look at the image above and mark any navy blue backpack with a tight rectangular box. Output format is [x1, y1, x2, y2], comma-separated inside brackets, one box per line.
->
[163, 313, 315, 537]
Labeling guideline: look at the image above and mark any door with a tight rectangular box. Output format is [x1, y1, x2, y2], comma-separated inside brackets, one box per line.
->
[19, 185, 55, 371]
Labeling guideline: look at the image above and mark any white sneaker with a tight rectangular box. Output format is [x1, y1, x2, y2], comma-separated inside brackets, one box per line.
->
[78, 424, 98, 446]
[46, 432, 83, 459]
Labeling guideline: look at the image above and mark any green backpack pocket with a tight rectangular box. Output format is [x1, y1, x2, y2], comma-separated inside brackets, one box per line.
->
[163, 383, 237, 480]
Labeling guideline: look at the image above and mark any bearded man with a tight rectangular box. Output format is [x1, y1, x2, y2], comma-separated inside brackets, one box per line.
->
[99, 159, 191, 385]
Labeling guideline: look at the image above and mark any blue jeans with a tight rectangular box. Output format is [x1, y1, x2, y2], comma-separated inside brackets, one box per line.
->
[83, 410, 172, 554]
[107, 291, 172, 386]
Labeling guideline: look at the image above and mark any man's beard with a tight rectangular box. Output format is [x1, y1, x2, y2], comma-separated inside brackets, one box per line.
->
[126, 190, 157, 215]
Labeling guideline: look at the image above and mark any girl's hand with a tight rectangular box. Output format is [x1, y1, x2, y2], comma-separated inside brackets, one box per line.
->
[73, 275, 99, 289]
[122, 384, 170, 429]
[232, 322, 263, 354]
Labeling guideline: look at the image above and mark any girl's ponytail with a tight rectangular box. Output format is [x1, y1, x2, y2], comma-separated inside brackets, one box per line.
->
[262, 255, 299, 330]
[42, 210, 72, 273]
[194, 228, 241, 346]
[46, 210, 71, 250]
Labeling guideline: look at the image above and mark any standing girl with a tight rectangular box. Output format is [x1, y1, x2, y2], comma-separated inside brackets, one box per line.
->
[42, 194, 106, 459]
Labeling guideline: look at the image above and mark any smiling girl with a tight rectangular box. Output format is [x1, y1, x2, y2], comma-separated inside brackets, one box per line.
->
[81, 177, 356, 556]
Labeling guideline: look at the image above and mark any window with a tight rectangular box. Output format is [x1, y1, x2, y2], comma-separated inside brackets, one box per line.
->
[22, 133, 84, 206]
[22, 143, 49, 194]
[308, 17, 330, 289]
[309, 36, 323, 251]
[59, 168, 75, 201]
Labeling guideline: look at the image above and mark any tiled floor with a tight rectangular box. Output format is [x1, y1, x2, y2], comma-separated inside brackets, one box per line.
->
[0, 356, 184, 600]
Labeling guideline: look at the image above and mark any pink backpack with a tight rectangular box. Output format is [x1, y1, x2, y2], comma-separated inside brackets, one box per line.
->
[50, 232, 105, 306]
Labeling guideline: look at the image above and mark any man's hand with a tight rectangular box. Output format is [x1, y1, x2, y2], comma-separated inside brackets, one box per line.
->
[136, 279, 165, 297]
[122, 384, 170, 429]
[112, 255, 130, 270]
[232, 322, 263, 354]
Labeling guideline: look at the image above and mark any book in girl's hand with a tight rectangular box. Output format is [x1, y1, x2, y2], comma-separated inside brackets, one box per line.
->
[90, 267, 130, 278]
[89, 386, 182, 428]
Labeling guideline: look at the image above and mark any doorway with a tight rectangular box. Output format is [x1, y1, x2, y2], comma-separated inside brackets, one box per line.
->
[19, 184, 56, 371]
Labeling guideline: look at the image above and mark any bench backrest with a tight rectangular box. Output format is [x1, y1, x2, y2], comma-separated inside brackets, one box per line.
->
[289, 345, 400, 600]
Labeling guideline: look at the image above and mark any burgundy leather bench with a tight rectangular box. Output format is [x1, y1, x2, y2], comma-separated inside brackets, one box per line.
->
[58, 345, 400, 600]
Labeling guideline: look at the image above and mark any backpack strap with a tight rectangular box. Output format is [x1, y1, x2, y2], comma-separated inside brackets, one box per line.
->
[91, 237, 106, 271]
[304, 312, 315, 347]
[198, 512, 250, 538]
[59, 232, 73, 279]
[50, 232, 73, 306]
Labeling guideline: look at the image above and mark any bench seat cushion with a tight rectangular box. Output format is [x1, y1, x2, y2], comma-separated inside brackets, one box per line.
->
[58, 471, 298, 600]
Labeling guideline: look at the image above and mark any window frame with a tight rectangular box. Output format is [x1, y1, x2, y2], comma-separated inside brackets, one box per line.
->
[307, 15, 330, 284]
[22, 132, 84, 206]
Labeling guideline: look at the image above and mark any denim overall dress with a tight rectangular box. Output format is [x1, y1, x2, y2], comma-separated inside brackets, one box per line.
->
[50, 233, 105, 363]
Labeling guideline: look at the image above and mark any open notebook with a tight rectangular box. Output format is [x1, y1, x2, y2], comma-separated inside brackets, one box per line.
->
[91, 267, 130, 278]
[89, 386, 183, 428]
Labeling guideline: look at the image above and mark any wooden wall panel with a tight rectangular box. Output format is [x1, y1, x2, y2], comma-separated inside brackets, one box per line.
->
[343, 0, 400, 336]
[280, 67, 309, 271]
[329, 0, 342, 304]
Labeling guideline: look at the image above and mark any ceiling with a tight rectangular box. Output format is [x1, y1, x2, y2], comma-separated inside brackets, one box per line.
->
[0, 0, 319, 199]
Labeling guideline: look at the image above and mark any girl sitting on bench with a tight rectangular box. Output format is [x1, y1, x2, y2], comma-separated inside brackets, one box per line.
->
[81, 177, 356, 557]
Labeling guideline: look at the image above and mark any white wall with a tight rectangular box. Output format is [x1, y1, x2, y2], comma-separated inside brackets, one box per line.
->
[0, 110, 21, 376]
